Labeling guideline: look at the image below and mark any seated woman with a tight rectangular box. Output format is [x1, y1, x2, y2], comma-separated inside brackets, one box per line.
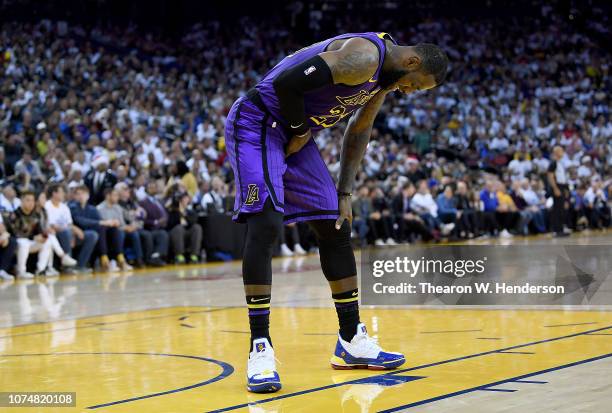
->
[167, 191, 202, 264]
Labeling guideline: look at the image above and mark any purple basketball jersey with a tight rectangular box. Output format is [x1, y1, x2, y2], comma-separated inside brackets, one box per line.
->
[255, 32, 397, 132]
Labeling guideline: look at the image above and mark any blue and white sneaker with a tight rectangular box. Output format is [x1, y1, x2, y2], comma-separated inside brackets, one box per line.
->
[247, 338, 282, 393]
[330, 323, 405, 370]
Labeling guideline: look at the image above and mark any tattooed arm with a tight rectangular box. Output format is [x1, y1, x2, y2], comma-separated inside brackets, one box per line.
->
[334, 87, 391, 229]
[320, 37, 380, 85]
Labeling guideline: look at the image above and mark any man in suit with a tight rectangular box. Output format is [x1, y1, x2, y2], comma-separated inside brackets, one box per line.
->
[84, 154, 117, 205]
[136, 182, 170, 264]
[391, 182, 434, 242]
[140, 181, 169, 231]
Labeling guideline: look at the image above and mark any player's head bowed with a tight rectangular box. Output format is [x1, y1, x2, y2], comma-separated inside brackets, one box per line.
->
[382, 42, 448, 94]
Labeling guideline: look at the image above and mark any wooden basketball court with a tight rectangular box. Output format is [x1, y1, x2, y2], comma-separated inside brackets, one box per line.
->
[1, 232, 611, 412]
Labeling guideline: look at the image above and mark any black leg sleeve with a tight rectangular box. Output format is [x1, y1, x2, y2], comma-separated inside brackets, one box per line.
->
[308, 219, 356, 281]
[243, 199, 284, 285]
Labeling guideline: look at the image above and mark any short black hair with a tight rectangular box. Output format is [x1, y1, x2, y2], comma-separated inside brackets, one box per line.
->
[47, 183, 64, 198]
[414, 43, 448, 85]
[20, 190, 36, 199]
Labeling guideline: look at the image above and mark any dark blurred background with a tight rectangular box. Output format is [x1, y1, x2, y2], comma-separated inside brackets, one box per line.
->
[1, 0, 609, 43]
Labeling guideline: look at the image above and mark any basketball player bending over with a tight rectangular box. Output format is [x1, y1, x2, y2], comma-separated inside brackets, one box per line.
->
[224, 32, 448, 392]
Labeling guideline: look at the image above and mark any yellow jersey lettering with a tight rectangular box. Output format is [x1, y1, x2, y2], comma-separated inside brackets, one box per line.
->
[309, 89, 380, 128]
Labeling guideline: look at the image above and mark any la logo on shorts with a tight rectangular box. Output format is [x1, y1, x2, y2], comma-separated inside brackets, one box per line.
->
[245, 184, 260, 205]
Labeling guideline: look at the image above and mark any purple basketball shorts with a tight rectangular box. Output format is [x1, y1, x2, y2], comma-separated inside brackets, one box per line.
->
[224, 97, 339, 224]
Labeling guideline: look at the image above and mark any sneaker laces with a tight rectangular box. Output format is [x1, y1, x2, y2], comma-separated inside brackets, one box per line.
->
[249, 349, 279, 373]
[356, 333, 382, 356]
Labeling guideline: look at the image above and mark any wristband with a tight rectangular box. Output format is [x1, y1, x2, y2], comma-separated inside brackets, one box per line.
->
[337, 191, 352, 197]
[294, 130, 311, 138]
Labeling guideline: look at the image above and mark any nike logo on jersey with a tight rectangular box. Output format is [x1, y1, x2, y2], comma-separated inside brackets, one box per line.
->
[290, 123, 304, 129]
[368, 77, 377, 83]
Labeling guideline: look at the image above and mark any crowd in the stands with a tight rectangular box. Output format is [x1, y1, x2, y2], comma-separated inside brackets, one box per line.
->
[0, 1, 610, 279]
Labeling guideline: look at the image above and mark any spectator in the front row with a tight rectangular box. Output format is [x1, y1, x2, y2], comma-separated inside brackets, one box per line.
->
[584, 177, 610, 229]
[391, 182, 434, 242]
[436, 185, 460, 236]
[479, 180, 501, 236]
[117, 182, 167, 266]
[0, 214, 17, 280]
[411, 180, 455, 235]
[495, 182, 520, 238]
[518, 179, 547, 233]
[45, 183, 98, 273]
[139, 183, 171, 256]
[371, 187, 397, 245]
[167, 191, 202, 264]
[454, 181, 479, 237]
[97, 189, 135, 270]
[69, 185, 128, 272]
[4, 191, 57, 278]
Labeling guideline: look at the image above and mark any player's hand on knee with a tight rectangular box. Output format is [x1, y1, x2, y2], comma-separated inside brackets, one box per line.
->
[285, 130, 312, 158]
[335, 195, 353, 230]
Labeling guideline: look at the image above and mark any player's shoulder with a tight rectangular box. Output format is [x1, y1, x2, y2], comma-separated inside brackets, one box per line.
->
[323, 37, 380, 85]
[341, 36, 379, 51]
[339, 37, 380, 64]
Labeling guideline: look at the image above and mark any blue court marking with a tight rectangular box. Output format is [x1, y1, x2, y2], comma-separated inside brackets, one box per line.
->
[353, 375, 426, 387]
[512, 380, 547, 384]
[0, 352, 234, 409]
[478, 388, 517, 392]
[208, 324, 612, 413]
[378, 353, 612, 412]
[544, 322, 597, 327]
[497, 351, 535, 354]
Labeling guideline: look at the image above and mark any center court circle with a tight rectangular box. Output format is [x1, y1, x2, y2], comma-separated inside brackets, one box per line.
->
[0, 352, 234, 409]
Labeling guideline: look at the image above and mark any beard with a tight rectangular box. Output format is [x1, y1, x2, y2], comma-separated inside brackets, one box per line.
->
[378, 69, 407, 89]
